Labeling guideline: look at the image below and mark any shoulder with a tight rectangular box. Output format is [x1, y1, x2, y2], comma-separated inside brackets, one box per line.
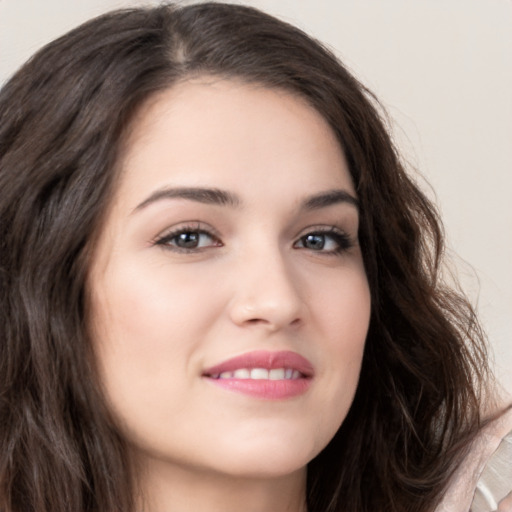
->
[471, 424, 512, 512]
[435, 406, 512, 512]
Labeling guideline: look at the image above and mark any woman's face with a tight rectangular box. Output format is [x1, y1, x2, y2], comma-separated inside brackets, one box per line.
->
[88, 78, 371, 480]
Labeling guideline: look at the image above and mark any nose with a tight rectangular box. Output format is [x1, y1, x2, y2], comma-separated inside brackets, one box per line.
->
[227, 249, 304, 331]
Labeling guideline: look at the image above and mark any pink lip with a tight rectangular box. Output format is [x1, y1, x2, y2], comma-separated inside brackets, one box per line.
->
[203, 350, 314, 377]
[202, 350, 314, 400]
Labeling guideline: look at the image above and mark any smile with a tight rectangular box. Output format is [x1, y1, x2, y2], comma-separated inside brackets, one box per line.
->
[202, 350, 313, 399]
[210, 368, 304, 380]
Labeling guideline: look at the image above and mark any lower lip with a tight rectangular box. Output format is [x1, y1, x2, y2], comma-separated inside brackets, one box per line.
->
[204, 377, 312, 399]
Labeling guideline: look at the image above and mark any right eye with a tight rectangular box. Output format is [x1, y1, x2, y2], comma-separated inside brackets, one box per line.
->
[154, 226, 222, 252]
[293, 227, 354, 255]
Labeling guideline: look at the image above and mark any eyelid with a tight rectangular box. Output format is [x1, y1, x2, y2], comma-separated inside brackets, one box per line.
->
[152, 222, 222, 251]
[293, 225, 356, 253]
[295, 224, 353, 239]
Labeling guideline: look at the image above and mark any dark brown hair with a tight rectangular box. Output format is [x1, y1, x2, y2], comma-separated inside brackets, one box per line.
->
[0, 3, 489, 511]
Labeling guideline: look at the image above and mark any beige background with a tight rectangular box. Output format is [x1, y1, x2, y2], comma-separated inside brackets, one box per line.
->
[1, 0, 511, 394]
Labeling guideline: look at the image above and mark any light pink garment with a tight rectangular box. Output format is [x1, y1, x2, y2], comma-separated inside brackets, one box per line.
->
[435, 408, 512, 512]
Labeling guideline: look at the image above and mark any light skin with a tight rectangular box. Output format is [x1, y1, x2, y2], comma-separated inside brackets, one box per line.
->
[88, 78, 371, 512]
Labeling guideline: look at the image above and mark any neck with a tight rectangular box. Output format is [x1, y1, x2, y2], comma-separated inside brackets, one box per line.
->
[136, 458, 308, 512]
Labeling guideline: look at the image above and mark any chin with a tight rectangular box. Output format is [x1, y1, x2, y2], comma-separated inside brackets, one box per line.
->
[212, 451, 311, 480]
[199, 429, 326, 479]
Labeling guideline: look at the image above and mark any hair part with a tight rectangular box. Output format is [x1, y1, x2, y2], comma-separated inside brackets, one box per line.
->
[0, 3, 489, 511]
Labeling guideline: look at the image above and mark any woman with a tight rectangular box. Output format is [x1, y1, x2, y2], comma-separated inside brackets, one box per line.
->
[0, 3, 510, 511]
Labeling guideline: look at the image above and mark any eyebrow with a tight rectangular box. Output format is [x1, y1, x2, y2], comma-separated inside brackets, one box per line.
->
[133, 186, 241, 212]
[133, 186, 358, 213]
[301, 189, 359, 211]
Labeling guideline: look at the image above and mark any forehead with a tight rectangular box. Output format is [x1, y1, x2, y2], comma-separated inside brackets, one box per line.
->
[116, 77, 354, 208]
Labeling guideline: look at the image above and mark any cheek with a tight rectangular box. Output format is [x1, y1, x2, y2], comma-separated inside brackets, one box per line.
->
[88, 259, 225, 446]
[92, 257, 221, 349]
[314, 264, 371, 351]
[308, 265, 370, 426]
[89, 256, 231, 410]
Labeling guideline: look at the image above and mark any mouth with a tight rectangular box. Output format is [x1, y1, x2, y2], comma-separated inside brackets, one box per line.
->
[208, 367, 305, 380]
[202, 350, 313, 400]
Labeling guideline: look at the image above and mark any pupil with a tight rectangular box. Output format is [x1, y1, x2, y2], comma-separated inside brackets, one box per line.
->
[305, 234, 325, 250]
[177, 232, 199, 248]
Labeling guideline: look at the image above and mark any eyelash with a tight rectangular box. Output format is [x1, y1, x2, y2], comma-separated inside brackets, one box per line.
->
[153, 224, 354, 255]
[153, 223, 222, 253]
[294, 227, 354, 255]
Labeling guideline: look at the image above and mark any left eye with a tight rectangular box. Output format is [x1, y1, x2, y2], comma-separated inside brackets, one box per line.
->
[156, 229, 220, 251]
[294, 231, 352, 253]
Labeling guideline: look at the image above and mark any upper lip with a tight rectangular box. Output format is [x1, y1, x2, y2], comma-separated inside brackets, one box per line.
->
[202, 350, 314, 378]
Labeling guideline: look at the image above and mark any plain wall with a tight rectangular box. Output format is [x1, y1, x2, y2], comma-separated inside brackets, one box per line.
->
[1, 0, 511, 394]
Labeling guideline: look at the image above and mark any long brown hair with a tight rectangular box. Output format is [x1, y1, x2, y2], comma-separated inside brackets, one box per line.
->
[0, 3, 489, 511]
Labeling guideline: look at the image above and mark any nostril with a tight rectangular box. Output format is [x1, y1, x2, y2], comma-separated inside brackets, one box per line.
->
[246, 318, 266, 325]
[244, 317, 301, 328]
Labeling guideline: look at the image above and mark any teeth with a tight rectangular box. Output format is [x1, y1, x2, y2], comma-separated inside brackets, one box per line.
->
[250, 368, 268, 379]
[233, 368, 250, 379]
[269, 368, 285, 380]
[213, 368, 302, 380]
